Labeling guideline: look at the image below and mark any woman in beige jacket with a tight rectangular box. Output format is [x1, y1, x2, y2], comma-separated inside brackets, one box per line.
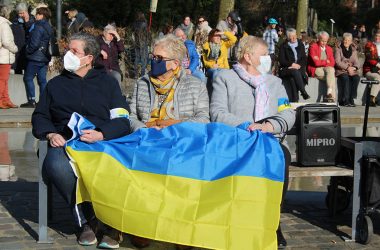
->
[0, 5, 18, 109]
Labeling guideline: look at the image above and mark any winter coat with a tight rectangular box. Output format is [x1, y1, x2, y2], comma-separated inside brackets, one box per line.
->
[278, 39, 307, 76]
[202, 31, 237, 69]
[363, 41, 380, 75]
[0, 16, 18, 64]
[334, 44, 360, 76]
[25, 19, 53, 63]
[66, 13, 93, 35]
[307, 42, 335, 77]
[96, 36, 124, 74]
[210, 69, 295, 135]
[129, 69, 210, 132]
[32, 66, 131, 140]
[184, 40, 200, 73]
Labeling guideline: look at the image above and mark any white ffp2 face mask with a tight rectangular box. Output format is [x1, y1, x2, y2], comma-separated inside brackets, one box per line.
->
[64, 51, 88, 72]
[256, 55, 272, 74]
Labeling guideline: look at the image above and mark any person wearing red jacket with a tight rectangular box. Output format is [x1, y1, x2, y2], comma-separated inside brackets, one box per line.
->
[362, 31, 380, 106]
[307, 31, 336, 102]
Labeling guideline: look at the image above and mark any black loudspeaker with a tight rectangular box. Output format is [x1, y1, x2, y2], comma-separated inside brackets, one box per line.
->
[296, 104, 341, 166]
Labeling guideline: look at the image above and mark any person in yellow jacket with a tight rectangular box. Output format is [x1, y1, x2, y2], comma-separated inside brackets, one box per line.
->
[202, 29, 237, 80]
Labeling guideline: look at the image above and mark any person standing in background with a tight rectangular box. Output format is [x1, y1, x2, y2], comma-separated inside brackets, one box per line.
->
[132, 12, 150, 78]
[12, 2, 35, 74]
[0, 5, 18, 109]
[20, 7, 53, 108]
[97, 24, 124, 86]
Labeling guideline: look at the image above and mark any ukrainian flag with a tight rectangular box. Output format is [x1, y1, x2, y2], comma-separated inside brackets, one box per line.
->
[66, 113, 285, 250]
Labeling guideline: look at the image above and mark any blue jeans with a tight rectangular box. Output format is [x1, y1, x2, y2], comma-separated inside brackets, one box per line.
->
[134, 47, 148, 77]
[42, 146, 93, 226]
[23, 61, 48, 101]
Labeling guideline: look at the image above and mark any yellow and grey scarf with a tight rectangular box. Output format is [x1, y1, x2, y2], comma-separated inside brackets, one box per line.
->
[149, 67, 181, 121]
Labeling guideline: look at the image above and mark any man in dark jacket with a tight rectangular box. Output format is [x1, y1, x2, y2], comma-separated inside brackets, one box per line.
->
[12, 2, 35, 74]
[21, 7, 53, 108]
[65, 9, 93, 36]
[278, 28, 310, 102]
[32, 32, 130, 248]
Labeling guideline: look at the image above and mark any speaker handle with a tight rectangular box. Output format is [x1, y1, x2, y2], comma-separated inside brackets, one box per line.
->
[361, 80, 379, 85]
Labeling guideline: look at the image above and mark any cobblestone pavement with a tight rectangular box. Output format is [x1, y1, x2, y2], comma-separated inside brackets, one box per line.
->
[1, 107, 380, 249]
[1, 181, 380, 250]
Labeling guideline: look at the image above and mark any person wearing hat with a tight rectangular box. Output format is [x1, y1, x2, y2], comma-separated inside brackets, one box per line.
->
[263, 18, 279, 61]
[65, 9, 93, 35]
[216, 11, 239, 37]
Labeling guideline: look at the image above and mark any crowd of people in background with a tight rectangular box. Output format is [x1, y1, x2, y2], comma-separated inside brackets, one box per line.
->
[1, 3, 380, 110]
[1, 2, 380, 249]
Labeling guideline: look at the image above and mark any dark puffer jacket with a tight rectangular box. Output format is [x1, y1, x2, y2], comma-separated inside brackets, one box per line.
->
[32, 66, 131, 140]
[26, 19, 53, 63]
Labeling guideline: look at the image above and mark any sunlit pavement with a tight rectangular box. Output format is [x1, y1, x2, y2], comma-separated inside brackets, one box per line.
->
[1, 106, 380, 249]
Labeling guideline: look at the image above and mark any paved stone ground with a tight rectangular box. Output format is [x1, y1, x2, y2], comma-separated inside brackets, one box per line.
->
[1, 106, 380, 249]
[1, 181, 380, 250]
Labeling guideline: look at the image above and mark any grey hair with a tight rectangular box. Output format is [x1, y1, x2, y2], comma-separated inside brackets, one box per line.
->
[317, 31, 330, 39]
[0, 5, 10, 19]
[69, 32, 100, 64]
[15, 2, 28, 12]
[236, 35, 268, 61]
[153, 34, 187, 62]
[173, 28, 184, 36]
[342, 32, 353, 40]
[104, 24, 116, 32]
[286, 28, 297, 38]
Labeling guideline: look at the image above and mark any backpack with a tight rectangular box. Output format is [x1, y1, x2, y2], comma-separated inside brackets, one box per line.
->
[41, 25, 60, 57]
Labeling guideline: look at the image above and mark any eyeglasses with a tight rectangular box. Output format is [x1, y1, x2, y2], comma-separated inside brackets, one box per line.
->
[149, 53, 175, 63]
[198, 20, 205, 23]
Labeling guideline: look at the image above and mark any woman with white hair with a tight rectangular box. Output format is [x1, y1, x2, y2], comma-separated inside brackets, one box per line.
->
[335, 32, 360, 107]
[210, 35, 295, 249]
[128, 35, 209, 249]
[96, 24, 124, 86]
[0, 5, 18, 109]
[279, 28, 310, 102]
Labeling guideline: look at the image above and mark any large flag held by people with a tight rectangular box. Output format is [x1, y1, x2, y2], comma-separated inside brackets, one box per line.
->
[66, 113, 285, 250]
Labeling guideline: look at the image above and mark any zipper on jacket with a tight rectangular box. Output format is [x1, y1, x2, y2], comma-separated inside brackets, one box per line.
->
[81, 78, 85, 117]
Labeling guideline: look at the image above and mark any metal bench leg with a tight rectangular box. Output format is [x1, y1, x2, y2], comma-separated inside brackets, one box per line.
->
[342, 141, 362, 242]
[38, 140, 53, 243]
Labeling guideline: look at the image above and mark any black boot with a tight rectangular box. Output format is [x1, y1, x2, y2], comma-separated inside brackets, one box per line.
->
[277, 226, 287, 249]
[301, 91, 310, 100]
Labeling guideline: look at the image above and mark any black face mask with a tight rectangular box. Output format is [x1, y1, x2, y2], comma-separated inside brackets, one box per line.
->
[150, 59, 167, 77]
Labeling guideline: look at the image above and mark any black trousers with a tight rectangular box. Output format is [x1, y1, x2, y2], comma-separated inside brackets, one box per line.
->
[280, 69, 307, 102]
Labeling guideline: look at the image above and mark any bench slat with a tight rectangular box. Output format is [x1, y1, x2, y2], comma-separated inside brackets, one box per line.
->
[289, 165, 353, 178]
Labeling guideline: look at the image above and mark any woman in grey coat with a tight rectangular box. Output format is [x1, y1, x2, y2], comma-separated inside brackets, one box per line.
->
[210, 36, 295, 249]
[129, 35, 209, 249]
[129, 34, 209, 134]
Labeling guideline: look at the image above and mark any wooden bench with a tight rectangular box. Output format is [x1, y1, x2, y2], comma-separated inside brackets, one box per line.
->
[289, 165, 353, 178]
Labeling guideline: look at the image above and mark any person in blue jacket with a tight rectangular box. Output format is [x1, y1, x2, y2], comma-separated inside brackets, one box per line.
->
[32, 32, 131, 249]
[21, 7, 53, 108]
[174, 28, 206, 82]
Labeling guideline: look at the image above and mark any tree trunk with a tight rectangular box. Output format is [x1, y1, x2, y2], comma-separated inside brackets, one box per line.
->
[218, 0, 235, 21]
[296, 0, 308, 35]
